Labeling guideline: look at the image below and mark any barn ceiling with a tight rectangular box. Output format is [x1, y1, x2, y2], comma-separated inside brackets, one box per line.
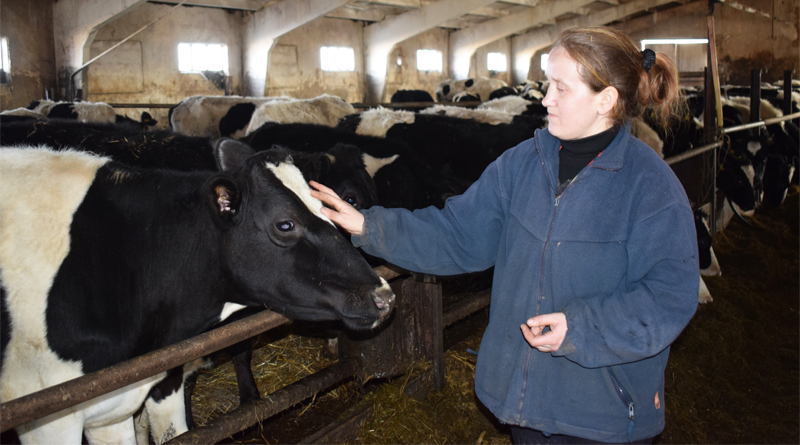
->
[150, 0, 703, 35]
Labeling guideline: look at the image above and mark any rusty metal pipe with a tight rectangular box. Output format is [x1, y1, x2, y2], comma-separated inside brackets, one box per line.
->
[0, 310, 290, 432]
[167, 359, 358, 444]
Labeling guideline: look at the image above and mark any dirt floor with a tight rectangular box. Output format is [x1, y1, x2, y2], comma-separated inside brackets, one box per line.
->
[197, 187, 798, 444]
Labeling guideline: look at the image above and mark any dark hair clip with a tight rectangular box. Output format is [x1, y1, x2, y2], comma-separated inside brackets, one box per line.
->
[641, 49, 656, 73]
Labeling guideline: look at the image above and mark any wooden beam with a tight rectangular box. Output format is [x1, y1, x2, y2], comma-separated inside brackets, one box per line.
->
[147, 0, 264, 10]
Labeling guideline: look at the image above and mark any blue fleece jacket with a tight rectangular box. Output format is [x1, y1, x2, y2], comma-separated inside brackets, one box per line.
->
[352, 123, 699, 442]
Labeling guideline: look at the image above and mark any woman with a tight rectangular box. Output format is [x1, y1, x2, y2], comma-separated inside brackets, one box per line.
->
[311, 27, 698, 444]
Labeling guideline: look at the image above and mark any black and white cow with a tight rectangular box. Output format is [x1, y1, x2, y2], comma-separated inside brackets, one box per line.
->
[0, 141, 395, 444]
[487, 86, 519, 101]
[390, 89, 434, 104]
[435, 79, 469, 102]
[0, 120, 219, 171]
[244, 121, 461, 210]
[0, 119, 379, 217]
[451, 91, 481, 103]
[338, 107, 546, 182]
[168, 95, 292, 139]
[0, 107, 48, 123]
[24, 100, 157, 129]
[478, 95, 547, 117]
[243, 94, 355, 136]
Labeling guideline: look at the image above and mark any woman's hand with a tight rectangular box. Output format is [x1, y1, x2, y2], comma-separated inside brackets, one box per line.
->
[520, 312, 568, 353]
[309, 181, 365, 236]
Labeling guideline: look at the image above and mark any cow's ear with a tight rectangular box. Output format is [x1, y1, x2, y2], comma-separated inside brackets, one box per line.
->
[141, 111, 157, 126]
[214, 138, 256, 171]
[207, 177, 241, 225]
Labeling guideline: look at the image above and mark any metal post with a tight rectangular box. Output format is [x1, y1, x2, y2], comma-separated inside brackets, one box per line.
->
[750, 69, 761, 126]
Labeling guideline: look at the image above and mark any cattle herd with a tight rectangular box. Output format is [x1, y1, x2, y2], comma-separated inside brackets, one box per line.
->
[0, 76, 798, 444]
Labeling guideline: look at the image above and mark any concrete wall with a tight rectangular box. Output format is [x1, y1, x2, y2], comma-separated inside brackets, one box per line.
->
[383, 28, 450, 103]
[0, 0, 57, 111]
[265, 17, 363, 103]
[474, 37, 512, 86]
[86, 3, 244, 126]
[52, 0, 143, 99]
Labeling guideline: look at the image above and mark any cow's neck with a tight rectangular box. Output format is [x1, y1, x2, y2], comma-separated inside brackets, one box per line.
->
[46, 166, 234, 372]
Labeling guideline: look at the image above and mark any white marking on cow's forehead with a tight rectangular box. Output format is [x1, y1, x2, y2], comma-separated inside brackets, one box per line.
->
[265, 162, 334, 226]
[362, 153, 399, 177]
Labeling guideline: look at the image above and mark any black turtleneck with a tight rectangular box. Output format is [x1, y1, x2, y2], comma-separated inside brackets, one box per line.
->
[558, 126, 620, 187]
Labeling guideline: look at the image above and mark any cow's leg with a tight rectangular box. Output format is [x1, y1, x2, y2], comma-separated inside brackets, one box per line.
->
[133, 405, 151, 445]
[230, 339, 260, 405]
[83, 417, 136, 445]
[16, 413, 84, 445]
[143, 367, 188, 444]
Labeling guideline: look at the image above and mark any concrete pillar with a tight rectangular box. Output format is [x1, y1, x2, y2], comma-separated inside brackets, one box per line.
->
[242, 0, 351, 97]
[363, 0, 494, 103]
[511, 0, 680, 84]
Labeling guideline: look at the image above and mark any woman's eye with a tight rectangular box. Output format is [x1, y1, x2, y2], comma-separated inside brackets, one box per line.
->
[276, 221, 294, 232]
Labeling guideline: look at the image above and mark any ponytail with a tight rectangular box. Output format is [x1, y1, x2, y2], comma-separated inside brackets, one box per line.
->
[552, 27, 683, 130]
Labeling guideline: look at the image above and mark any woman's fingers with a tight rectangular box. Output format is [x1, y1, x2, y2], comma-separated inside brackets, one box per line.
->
[309, 181, 365, 235]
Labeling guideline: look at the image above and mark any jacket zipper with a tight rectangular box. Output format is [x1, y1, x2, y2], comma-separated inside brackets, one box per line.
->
[516, 135, 569, 421]
[608, 369, 635, 422]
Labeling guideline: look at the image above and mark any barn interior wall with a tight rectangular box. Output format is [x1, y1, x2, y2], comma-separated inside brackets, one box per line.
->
[474, 37, 512, 86]
[52, 0, 143, 100]
[620, 0, 798, 85]
[265, 17, 363, 103]
[383, 28, 450, 102]
[86, 3, 244, 126]
[0, 0, 57, 111]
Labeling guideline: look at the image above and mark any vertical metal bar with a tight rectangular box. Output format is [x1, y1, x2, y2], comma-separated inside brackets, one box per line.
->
[707, 15, 723, 129]
[784, 69, 795, 124]
[750, 69, 761, 125]
[711, 144, 718, 234]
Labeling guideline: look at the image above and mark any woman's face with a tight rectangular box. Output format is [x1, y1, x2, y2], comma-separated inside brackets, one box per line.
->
[542, 46, 615, 140]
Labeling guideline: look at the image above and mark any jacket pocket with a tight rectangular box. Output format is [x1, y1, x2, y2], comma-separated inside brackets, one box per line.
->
[607, 367, 635, 422]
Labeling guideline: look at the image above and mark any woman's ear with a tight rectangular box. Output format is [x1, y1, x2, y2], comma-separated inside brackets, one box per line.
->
[597, 86, 619, 116]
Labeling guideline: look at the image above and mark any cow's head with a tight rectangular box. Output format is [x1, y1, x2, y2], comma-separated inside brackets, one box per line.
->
[276, 143, 379, 211]
[206, 138, 394, 330]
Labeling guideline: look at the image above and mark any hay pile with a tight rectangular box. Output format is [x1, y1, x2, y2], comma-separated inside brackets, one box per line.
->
[191, 332, 338, 427]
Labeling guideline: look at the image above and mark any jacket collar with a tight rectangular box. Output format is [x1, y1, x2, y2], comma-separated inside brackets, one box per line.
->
[535, 121, 633, 186]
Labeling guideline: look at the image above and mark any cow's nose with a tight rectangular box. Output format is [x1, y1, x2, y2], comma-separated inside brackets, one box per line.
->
[371, 281, 395, 317]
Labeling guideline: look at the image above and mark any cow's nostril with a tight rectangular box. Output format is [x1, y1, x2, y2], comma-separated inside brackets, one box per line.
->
[371, 287, 395, 314]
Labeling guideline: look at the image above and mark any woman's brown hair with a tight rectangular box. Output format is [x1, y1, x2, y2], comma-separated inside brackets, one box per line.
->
[551, 26, 682, 130]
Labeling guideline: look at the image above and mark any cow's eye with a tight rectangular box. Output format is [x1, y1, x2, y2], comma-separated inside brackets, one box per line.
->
[276, 221, 294, 232]
[344, 195, 357, 206]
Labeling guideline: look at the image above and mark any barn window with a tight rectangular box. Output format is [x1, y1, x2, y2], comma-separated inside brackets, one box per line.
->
[540, 54, 549, 71]
[487, 52, 507, 72]
[416, 49, 442, 72]
[320, 47, 355, 72]
[0, 37, 9, 83]
[640, 39, 708, 74]
[178, 43, 229, 74]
